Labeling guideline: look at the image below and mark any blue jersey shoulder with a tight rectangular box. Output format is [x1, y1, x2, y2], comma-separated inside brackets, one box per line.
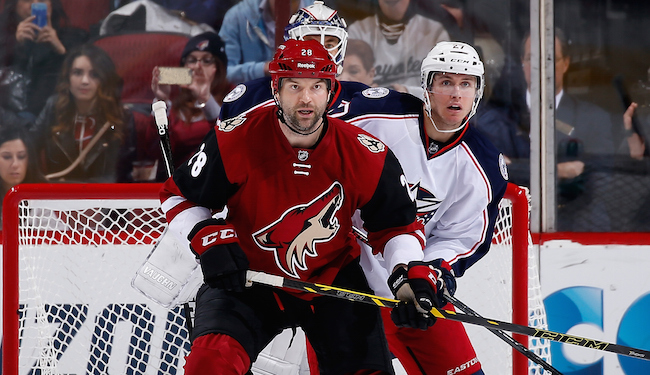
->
[463, 125, 509, 198]
[341, 87, 422, 121]
[220, 77, 273, 120]
[337, 80, 370, 101]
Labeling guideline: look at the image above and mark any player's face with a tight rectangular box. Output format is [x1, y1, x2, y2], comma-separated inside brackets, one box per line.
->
[184, 51, 217, 86]
[69, 55, 99, 104]
[426, 73, 477, 129]
[278, 77, 329, 134]
[303, 34, 341, 59]
[339, 54, 374, 86]
[0, 139, 28, 190]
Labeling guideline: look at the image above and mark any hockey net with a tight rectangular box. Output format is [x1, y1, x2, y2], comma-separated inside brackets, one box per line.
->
[2, 182, 550, 374]
[454, 183, 551, 375]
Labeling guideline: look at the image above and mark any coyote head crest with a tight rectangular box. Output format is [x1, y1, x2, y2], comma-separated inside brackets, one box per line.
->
[253, 182, 344, 278]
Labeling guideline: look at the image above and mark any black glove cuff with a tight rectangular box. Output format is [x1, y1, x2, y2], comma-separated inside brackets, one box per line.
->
[388, 266, 408, 297]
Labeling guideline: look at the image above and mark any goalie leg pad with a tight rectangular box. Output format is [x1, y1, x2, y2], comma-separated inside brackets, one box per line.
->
[184, 333, 251, 375]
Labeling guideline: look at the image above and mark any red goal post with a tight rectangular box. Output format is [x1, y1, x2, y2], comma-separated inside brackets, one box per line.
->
[2, 182, 549, 374]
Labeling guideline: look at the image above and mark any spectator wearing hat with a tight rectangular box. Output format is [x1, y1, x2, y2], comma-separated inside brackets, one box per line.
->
[145, 31, 231, 181]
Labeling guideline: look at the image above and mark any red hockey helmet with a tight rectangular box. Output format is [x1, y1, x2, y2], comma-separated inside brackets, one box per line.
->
[269, 39, 337, 96]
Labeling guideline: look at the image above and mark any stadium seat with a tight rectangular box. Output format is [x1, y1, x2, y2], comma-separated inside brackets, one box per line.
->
[61, 0, 111, 32]
[93, 32, 189, 106]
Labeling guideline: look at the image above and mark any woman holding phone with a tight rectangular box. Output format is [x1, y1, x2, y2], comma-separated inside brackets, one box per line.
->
[0, 0, 87, 117]
[146, 32, 231, 180]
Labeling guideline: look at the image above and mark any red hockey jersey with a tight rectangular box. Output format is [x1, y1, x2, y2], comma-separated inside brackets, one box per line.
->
[161, 105, 424, 299]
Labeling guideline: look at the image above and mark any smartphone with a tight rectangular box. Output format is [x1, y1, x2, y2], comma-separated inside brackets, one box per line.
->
[31, 3, 48, 28]
[158, 67, 193, 85]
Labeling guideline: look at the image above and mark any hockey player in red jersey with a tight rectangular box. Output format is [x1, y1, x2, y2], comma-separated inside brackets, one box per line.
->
[342, 42, 509, 375]
[160, 39, 430, 375]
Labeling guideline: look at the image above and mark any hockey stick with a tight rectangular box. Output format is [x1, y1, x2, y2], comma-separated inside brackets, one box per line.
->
[152, 100, 195, 335]
[445, 294, 561, 375]
[245, 270, 650, 361]
[152, 100, 174, 176]
[351, 228, 561, 374]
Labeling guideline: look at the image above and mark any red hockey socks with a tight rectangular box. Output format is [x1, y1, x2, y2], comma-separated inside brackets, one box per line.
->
[184, 333, 251, 375]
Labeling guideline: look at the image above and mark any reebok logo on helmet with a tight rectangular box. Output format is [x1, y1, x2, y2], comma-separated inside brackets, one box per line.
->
[297, 62, 316, 69]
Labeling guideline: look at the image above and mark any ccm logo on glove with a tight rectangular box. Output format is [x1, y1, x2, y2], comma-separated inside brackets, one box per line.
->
[201, 227, 237, 247]
[189, 219, 239, 256]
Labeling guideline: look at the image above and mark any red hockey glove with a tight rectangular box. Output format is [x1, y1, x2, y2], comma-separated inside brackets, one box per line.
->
[407, 259, 456, 310]
[188, 219, 249, 292]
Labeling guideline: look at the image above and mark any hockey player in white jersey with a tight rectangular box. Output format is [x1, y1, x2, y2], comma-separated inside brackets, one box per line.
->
[342, 42, 509, 375]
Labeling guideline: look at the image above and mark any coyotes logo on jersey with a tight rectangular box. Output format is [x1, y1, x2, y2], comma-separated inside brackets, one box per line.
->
[253, 182, 344, 278]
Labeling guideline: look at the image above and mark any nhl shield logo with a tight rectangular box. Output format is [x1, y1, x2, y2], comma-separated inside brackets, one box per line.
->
[218, 115, 246, 132]
[298, 150, 309, 161]
[357, 134, 385, 153]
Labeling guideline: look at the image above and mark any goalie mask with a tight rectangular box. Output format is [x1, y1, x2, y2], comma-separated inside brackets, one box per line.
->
[421, 42, 485, 133]
[285, 1, 348, 75]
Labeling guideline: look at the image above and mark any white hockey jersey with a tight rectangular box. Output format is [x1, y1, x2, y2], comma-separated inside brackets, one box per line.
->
[342, 88, 509, 298]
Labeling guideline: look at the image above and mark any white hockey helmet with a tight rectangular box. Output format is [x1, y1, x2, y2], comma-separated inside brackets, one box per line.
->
[285, 1, 348, 75]
[421, 42, 485, 133]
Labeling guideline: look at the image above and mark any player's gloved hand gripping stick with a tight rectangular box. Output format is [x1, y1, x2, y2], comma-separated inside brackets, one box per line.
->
[388, 259, 456, 330]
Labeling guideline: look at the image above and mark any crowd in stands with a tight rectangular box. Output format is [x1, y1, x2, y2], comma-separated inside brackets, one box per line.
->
[0, 0, 648, 231]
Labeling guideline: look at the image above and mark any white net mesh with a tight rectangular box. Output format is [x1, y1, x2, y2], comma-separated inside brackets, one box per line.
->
[9, 197, 191, 374]
[5, 184, 550, 374]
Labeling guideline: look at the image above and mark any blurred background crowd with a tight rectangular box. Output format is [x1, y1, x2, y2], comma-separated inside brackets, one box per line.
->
[0, 0, 649, 232]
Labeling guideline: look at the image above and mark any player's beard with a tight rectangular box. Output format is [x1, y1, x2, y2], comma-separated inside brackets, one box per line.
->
[283, 104, 327, 135]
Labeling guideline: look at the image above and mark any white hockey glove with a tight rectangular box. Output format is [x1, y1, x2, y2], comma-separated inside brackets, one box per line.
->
[131, 229, 203, 307]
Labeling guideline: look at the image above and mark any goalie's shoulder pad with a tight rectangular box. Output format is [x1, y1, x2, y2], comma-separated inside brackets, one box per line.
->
[219, 76, 274, 120]
[342, 88, 420, 121]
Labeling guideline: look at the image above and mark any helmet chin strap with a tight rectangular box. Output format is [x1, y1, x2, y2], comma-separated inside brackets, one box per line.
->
[425, 108, 468, 134]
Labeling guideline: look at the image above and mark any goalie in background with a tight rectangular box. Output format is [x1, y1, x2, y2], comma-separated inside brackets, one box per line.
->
[342, 41, 509, 375]
[160, 39, 428, 375]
